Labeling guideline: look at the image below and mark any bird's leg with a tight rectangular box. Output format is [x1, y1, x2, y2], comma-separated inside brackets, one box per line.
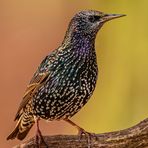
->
[64, 119, 97, 148]
[34, 117, 48, 148]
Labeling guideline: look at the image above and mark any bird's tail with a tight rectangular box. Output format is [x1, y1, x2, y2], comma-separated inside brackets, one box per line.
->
[7, 112, 35, 140]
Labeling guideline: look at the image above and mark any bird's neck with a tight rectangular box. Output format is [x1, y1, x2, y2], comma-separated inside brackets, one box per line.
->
[62, 31, 96, 57]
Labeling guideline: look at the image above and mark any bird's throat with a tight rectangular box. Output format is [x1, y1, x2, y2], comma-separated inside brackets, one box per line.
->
[63, 31, 96, 57]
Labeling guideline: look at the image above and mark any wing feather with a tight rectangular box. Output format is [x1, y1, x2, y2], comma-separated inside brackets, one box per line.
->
[14, 50, 60, 121]
[14, 72, 49, 121]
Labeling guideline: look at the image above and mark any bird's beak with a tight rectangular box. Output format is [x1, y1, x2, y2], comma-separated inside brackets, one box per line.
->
[101, 13, 126, 23]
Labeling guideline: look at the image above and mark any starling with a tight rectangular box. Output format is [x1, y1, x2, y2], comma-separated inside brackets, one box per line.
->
[7, 10, 125, 146]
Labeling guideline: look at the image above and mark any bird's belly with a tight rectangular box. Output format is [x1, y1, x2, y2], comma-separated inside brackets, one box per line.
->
[32, 68, 98, 120]
[33, 76, 95, 121]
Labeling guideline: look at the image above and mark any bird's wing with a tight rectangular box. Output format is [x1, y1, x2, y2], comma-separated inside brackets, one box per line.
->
[14, 56, 51, 121]
[14, 48, 61, 121]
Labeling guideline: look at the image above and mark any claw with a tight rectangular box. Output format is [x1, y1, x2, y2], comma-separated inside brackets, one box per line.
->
[78, 128, 97, 148]
[64, 119, 97, 148]
[34, 117, 48, 148]
[34, 130, 48, 148]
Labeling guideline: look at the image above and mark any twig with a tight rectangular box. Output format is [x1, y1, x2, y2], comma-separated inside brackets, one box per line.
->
[14, 118, 148, 148]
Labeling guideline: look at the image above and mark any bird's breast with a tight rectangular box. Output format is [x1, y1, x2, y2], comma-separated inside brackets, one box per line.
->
[32, 52, 98, 120]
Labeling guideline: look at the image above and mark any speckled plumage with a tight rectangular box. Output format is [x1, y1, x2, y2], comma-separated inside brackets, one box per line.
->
[32, 37, 98, 120]
[7, 10, 125, 142]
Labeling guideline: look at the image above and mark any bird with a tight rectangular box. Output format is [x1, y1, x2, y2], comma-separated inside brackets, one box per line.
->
[7, 10, 125, 147]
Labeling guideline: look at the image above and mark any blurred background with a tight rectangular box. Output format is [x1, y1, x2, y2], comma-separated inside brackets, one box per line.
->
[1, 0, 148, 147]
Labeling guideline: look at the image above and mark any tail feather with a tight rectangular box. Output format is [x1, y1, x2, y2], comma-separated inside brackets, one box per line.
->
[7, 124, 19, 140]
[7, 113, 35, 140]
[7, 123, 34, 140]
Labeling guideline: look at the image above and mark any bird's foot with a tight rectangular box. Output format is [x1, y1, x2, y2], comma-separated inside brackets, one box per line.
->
[78, 128, 97, 148]
[34, 129, 48, 148]
[64, 119, 97, 148]
[34, 117, 48, 148]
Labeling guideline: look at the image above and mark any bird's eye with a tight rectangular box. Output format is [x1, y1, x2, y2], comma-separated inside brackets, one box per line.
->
[88, 15, 101, 23]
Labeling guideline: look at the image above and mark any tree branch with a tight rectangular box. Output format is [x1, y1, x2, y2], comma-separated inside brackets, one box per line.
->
[14, 118, 148, 148]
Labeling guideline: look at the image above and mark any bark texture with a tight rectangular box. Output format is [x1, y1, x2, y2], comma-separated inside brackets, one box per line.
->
[14, 118, 148, 148]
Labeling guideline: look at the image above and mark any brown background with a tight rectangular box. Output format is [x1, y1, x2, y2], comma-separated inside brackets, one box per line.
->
[1, 1, 148, 148]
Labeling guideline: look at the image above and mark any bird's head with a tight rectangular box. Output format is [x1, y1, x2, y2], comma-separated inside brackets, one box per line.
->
[63, 10, 125, 47]
[67, 10, 125, 37]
